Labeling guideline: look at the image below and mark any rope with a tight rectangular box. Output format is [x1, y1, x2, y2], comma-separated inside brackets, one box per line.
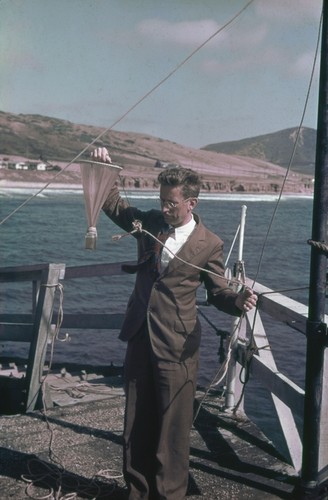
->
[7, 4, 256, 495]
[114, 217, 249, 425]
[251, 8, 323, 288]
[3, 2, 323, 486]
[116, 6, 323, 420]
[193, 316, 243, 423]
[0, 0, 255, 227]
[225, 224, 241, 268]
[21, 458, 123, 499]
[20, 283, 125, 499]
[230, 284, 311, 414]
[308, 239, 328, 256]
[213, 9, 324, 413]
[114, 221, 247, 290]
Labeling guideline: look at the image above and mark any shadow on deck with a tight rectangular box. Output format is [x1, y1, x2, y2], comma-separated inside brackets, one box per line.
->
[0, 370, 298, 500]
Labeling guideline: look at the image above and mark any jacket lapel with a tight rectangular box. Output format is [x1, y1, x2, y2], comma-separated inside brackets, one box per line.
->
[160, 215, 206, 276]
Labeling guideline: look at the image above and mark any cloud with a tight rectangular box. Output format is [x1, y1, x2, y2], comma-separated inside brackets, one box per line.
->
[289, 51, 320, 78]
[136, 18, 228, 47]
[255, 0, 321, 23]
[135, 16, 270, 66]
[1, 50, 44, 73]
[199, 44, 308, 78]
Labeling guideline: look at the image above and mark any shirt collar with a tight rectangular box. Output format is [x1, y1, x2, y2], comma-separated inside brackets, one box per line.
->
[174, 214, 196, 237]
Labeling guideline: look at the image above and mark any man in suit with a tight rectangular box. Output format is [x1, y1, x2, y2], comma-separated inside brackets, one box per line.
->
[92, 147, 257, 500]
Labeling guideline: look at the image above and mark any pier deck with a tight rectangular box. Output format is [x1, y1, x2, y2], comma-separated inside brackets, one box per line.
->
[0, 371, 298, 499]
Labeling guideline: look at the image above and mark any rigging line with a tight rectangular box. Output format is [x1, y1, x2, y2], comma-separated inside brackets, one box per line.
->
[133, 226, 246, 288]
[232, 281, 312, 410]
[108, 0, 255, 209]
[87, 0, 255, 142]
[182, 19, 320, 414]
[251, 9, 322, 288]
[0, 156, 81, 227]
[126, 23, 317, 407]
[0, 0, 255, 227]
[229, 13, 321, 404]
[225, 223, 240, 268]
[193, 318, 242, 423]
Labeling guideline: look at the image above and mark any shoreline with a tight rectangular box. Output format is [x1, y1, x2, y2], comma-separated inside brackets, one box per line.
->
[0, 180, 84, 190]
[0, 179, 314, 200]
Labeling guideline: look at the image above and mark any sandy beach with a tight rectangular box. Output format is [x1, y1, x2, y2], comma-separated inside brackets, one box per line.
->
[0, 179, 83, 191]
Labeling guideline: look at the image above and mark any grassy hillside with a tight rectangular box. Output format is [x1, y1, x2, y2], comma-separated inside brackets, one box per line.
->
[0, 111, 313, 194]
[201, 127, 316, 176]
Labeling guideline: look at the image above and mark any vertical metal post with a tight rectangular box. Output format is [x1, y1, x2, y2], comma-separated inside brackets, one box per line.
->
[225, 205, 247, 410]
[301, 0, 328, 492]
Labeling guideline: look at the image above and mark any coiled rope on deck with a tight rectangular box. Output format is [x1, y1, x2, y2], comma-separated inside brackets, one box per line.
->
[2, 0, 324, 494]
[21, 282, 125, 499]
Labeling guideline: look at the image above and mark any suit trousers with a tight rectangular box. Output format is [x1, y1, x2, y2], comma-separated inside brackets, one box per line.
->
[123, 323, 199, 500]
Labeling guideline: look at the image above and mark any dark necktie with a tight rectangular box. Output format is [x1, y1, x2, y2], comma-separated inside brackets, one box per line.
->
[153, 227, 175, 273]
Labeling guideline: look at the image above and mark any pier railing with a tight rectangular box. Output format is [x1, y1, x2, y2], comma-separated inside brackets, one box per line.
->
[0, 261, 126, 412]
[0, 262, 327, 476]
[239, 279, 308, 473]
[0, 263, 66, 412]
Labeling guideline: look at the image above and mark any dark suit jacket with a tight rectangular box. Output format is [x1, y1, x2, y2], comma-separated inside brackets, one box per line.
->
[102, 187, 240, 363]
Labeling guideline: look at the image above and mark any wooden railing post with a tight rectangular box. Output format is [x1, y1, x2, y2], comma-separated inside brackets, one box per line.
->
[25, 263, 65, 412]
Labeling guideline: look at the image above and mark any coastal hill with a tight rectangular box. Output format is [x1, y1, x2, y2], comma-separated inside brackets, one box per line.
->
[0, 110, 314, 193]
[201, 126, 316, 177]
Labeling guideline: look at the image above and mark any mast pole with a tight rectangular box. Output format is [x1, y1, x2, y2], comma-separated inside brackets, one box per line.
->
[225, 205, 247, 410]
[301, 0, 328, 493]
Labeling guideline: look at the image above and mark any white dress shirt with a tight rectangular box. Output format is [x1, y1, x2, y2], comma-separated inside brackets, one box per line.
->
[160, 215, 196, 272]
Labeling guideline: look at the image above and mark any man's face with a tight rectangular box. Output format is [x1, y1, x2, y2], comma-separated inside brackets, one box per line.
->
[159, 185, 197, 227]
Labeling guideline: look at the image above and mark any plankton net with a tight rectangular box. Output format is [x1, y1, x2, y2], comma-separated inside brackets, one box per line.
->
[79, 159, 123, 250]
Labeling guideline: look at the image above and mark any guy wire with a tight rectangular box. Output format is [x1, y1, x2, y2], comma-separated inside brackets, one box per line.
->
[251, 8, 322, 288]
[3, 0, 320, 444]
[220, 11, 323, 415]
[0, 0, 255, 226]
[193, 5, 322, 408]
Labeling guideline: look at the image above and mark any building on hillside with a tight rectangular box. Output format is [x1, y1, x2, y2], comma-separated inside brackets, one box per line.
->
[5, 161, 61, 171]
[15, 162, 29, 170]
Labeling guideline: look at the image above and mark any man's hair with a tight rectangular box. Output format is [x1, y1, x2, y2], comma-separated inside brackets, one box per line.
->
[158, 166, 202, 199]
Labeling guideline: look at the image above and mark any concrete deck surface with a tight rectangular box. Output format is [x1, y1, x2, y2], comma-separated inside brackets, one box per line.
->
[0, 371, 302, 500]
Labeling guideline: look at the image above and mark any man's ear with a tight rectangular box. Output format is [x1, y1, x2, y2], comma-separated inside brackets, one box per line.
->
[189, 198, 198, 210]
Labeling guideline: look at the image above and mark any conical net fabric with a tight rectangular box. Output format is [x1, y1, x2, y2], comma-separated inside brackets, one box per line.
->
[80, 160, 122, 249]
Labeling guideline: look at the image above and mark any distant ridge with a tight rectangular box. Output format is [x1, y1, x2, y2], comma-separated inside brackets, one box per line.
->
[0, 111, 313, 194]
[201, 127, 316, 176]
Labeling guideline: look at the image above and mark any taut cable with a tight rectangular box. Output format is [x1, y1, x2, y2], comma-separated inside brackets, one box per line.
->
[0, 0, 255, 226]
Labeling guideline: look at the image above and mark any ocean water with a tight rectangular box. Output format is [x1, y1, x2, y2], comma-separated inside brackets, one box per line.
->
[0, 188, 314, 457]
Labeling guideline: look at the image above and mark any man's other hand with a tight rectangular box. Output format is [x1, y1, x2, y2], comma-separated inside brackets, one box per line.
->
[235, 287, 257, 313]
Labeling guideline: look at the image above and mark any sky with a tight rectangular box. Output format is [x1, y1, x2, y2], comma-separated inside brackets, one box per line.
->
[0, 0, 323, 149]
